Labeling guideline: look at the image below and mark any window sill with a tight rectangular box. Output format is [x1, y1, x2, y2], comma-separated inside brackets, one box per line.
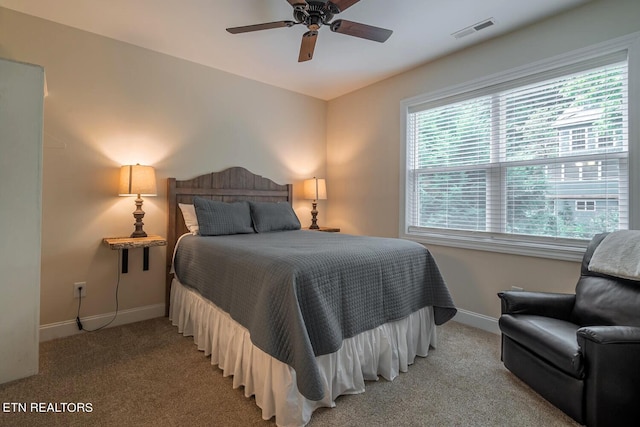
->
[402, 230, 588, 262]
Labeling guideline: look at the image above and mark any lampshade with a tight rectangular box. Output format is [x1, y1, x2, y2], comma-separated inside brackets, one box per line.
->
[304, 178, 327, 201]
[119, 164, 157, 196]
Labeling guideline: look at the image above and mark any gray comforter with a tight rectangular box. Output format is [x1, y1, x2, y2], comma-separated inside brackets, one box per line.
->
[173, 230, 456, 401]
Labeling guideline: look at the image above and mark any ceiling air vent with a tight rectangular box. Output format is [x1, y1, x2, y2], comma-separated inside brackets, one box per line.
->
[452, 18, 496, 39]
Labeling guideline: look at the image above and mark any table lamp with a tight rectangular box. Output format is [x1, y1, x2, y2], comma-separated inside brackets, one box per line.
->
[119, 164, 157, 238]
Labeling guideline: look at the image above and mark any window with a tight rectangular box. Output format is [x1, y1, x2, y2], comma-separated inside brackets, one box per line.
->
[576, 201, 596, 211]
[571, 128, 587, 151]
[401, 39, 638, 260]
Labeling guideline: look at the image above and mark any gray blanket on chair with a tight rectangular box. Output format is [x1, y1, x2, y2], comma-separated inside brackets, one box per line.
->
[173, 230, 456, 401]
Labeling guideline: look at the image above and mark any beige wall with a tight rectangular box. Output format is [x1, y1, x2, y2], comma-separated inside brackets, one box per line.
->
[326, 0, 640, 319]
[2, 0, 638, 329]
[0, 8, 326, 326]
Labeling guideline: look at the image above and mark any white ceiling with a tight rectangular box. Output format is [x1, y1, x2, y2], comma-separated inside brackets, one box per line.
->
[0, 0, 591, 100]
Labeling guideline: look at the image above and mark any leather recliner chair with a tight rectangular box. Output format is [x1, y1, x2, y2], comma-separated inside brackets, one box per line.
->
[498, 232, 640, 426]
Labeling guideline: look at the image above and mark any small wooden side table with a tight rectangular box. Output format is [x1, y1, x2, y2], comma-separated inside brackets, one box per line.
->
[314, 227, 340, 232]
[102, 235, 167, 274]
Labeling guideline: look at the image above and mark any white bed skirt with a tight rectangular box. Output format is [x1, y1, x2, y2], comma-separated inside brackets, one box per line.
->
[169, 278, 437, 427]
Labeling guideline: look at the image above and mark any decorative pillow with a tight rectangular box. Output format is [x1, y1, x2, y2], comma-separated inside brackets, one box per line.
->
[193, 197, 254, 236]
[178, 203, 199, 234]
[249, 201, 301, 233]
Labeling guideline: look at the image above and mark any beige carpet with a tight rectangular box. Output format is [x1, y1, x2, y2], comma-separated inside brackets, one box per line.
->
[0, 318, 578, 426]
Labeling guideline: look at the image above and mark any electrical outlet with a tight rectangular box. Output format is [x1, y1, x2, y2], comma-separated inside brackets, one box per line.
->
[511, 286, 524, 292]
[74, 282, 87, 298]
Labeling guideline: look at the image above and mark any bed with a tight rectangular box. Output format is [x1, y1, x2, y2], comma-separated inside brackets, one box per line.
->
[165, 167, 456, 426]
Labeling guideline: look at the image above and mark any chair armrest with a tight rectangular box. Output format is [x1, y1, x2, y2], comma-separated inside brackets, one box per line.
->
[497, 291, 575, 320]
[577, 326, 640, 344]
[576, 326, 640, 426]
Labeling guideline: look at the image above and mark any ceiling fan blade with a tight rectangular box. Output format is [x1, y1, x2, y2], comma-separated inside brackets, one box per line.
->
[326, 0, 361, 14]
[298, 30, 318, 62]
[330, 19, 392, 42]
[286, 0, 308, 11]
[226, 21, 296, 34]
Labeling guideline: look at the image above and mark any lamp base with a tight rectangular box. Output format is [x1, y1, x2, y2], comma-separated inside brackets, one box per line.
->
[309, 201, 320, 229]
[130, 196, 148, 238]
[130, 229, 148, 238]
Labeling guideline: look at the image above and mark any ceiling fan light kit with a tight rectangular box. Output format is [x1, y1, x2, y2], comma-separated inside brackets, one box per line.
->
[226, 0, 393, 62]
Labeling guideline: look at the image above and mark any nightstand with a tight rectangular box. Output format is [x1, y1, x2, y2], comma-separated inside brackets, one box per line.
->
[103, 235, 167, 273]
[313, 227, 340, 232]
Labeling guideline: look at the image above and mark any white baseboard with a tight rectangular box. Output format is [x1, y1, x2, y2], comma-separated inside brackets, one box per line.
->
[453, 308, 500, 335]
[39, 303, 166, 342]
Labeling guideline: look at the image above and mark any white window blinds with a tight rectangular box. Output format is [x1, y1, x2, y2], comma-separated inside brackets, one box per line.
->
[405, 53, 629, 242]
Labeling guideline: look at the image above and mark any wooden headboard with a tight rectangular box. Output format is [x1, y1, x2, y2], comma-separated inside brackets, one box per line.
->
[165, 166, 293, 315]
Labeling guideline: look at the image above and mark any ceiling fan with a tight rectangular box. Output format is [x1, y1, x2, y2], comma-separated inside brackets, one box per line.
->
[226, 0, 393, 62]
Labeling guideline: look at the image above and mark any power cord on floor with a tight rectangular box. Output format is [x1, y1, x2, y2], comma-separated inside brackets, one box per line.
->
[76, 249, 122, 332]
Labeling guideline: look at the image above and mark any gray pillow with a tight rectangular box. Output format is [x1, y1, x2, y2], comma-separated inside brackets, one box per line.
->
[193, 197, 254, 236]
[249, 201, 301, 233]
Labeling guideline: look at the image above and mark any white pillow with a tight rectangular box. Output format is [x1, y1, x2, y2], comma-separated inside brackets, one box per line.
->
[178, 203, 199, 234]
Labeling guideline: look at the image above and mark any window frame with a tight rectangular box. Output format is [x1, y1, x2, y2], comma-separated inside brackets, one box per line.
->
[400, 33, 640, 261]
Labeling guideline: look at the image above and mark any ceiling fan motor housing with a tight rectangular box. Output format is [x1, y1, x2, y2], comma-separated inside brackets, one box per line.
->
[294, 1, 335, 30]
